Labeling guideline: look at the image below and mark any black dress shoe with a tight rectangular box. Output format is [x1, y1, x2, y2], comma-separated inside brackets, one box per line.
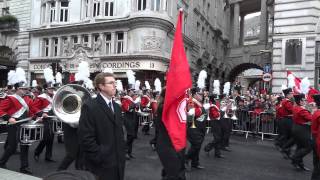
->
[215, 154, 225, 158]
[128, 154, 135, 159]
[45, 158, 57, 163]
[298, 164, 310, 171]
[20, 167, 33, 175]
[34, 154, 39, 162]
[191, 165, 205, 170]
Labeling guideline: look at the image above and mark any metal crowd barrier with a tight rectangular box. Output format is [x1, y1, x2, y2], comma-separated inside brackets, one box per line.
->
[232, 110, 278, 140]
[256, 112, 278, 140]
[232, 110, 257, 139]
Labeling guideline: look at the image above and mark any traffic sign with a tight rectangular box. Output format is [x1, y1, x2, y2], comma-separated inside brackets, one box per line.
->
[262, 73, 272, 82]
[263, 64, 271, 73]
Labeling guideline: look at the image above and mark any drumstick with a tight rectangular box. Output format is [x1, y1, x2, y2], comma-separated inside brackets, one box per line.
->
[7, 117, 33, 125]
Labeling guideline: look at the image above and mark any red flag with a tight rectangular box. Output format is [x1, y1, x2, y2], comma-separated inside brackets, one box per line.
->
[162, 10, 192, 152]
[287, 71, 301, 94]
[287, 71, 319, 102]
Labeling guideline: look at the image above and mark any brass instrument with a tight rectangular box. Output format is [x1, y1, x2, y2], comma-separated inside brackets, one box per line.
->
[187, 95, 197, 129]
[230, 100, 238, 120]
[52, 84, 92, 128]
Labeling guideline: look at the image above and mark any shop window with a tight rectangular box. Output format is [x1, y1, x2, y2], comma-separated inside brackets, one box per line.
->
[60, 1, 69, 22]
[116, 32, 124, 54]
[105, 33, 112, 54]
[285, 39, 302, 65]
[151, 0, 160, 11]
[93, 0, 100, 17]
[105, 0, 114, 16]
[137, 0, 146, 11]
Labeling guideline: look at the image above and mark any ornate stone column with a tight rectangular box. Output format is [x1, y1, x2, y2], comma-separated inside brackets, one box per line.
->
[233, 2, 240, 47]
[259, 0, 268, 44]
[111, 32, 116, 54]
[240, 14, 245, 45]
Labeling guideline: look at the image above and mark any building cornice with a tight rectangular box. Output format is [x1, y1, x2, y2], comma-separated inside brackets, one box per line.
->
[28, 16, 174, 36]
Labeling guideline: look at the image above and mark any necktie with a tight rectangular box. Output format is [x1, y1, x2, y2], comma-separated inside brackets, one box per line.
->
[108, 101, 114, 113]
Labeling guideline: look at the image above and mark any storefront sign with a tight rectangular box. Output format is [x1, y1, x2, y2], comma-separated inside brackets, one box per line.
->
[30, 60, 167, 73]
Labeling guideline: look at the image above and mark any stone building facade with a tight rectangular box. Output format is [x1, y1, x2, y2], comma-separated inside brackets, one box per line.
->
[0, 0, 231, 89]
[272, 0, 320, 93]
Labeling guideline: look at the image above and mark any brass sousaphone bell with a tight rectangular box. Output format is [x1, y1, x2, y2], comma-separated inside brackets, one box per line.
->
[52, 84, 92, 128]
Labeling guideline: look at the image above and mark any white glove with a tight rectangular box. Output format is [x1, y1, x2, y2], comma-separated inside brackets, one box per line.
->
[187, 108, 195, 116]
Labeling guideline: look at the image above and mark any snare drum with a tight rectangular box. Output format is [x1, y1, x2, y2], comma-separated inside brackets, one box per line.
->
[138, 112, 151, 126]
[51, 116, 63, 135]
[19, 123, 44, 145]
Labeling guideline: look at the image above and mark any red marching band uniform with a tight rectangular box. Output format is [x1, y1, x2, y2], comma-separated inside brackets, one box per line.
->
[121, 95, 135, 113]
[140, 95, 150, 110]
[0, 95, 39, 120]
[292, 105, 312, 126]
[209, 103, 220, 120]
[32, 93, 52, 113]
[280, 98, 294, 117]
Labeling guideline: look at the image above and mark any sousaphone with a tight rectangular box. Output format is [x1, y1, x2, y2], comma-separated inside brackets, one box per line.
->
[52, 84, 92, 127]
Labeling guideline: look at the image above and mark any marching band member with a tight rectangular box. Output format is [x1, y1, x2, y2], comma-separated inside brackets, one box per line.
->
[221, 82, 232, 151]
[311, 94, 320, 180]
[291, 94, 312, 171]
[149, 91, 159, 150]
[33, 68, 57, 163]
[204, 94, 224, 158]
[141, 89, 151, 135]
[0, 68, 39, 174]
[274, 96, 285, 149]
[185, 88, 206, 169]
[121, 89, 138, 160]
[279, 88, 295, 159]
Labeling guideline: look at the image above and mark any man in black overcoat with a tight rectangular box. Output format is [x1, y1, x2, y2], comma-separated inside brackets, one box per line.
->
[78, 72, 126, 180]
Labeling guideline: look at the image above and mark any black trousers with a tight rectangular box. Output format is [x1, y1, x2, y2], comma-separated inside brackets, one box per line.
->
[275, 118, 285, 147]
[0, 125, 29, 168]
[221, 118, 232, 148]
[281, 117, 295, 151]
[204, 120, 222, 155]
[58, 123, 83, 170]
[186, 126, 205, 166]
[34, 118, 54, 159]
[291, 124, 312, 165]
[312, 138, 320, 180]
[126, 134, 135, 155]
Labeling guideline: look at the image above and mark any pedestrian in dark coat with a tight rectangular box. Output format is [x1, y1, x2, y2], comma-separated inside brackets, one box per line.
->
[78, 72, 126, 180]
[155, 89, 186, 180]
